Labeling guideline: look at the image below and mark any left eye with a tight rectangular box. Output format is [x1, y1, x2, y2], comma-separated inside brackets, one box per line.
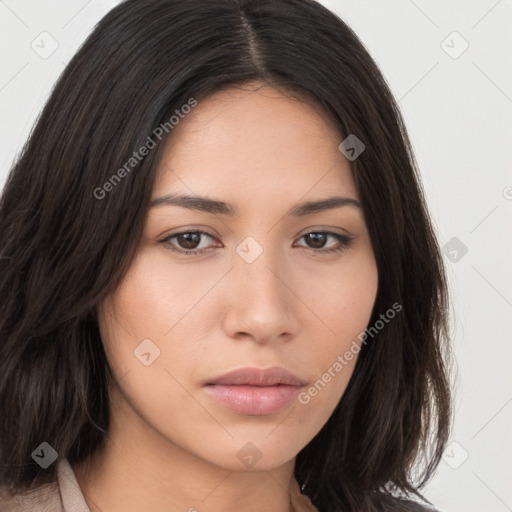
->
[160, 230, 353, 255]
[161, 231, 217, 254]
[295, 232, 352, 253]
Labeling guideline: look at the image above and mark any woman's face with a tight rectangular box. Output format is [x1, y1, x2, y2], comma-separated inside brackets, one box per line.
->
[97, 83, 378, 471]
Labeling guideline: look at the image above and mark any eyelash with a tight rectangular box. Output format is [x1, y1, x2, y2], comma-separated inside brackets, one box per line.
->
[159, 230, 353, 255]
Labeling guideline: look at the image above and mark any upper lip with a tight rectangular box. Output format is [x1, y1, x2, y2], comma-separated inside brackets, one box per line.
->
[205, 366, 305, 387]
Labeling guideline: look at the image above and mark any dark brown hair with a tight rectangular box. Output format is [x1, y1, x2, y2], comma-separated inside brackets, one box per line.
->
[0, 0, 452, 510]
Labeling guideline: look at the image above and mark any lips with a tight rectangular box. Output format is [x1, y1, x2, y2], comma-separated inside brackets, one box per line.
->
[205, 366, 305, 387]
[203, 367, 305, 415]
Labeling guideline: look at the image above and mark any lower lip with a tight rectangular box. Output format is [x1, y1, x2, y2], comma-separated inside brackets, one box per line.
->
[203, 384, 301, 415]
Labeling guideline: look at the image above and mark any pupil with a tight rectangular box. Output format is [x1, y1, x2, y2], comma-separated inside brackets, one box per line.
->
[179, 233, 200, 249]
[307, 233, 326, 248]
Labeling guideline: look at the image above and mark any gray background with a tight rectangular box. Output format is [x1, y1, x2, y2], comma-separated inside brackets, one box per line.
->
[1, 1, 511, 511]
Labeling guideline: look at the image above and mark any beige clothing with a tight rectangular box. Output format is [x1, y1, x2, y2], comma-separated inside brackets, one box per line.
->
[0, 458, 318, 512]
[0, 459, 90, 511]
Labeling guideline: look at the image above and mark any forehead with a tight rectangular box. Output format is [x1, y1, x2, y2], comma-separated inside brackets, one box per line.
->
[153, 84, 357, 207]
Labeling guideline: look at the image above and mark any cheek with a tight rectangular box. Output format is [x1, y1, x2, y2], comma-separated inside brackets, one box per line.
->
[96, 247, 227, 397]
[296, 248, 378, 400]
[304, 246, 378, 341]
[95, 258, 214, 451]
[101, 248, 217, 338]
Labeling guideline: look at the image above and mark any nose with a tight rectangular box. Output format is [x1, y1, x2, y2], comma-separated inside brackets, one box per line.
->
[222, 243, 300, 344]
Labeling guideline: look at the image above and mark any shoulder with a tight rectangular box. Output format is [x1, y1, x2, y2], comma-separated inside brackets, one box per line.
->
[0, 479, 63, 512]
[0, 458, 88, 512]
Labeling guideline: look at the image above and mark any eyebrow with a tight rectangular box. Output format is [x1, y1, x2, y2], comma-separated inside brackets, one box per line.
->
[150, 193, 361, 217]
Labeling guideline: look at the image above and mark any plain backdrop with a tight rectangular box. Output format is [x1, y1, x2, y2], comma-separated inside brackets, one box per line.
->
[1, 1, 511, 511]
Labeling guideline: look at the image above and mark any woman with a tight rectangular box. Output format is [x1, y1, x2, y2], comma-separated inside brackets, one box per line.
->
[0, 0, 452, 510]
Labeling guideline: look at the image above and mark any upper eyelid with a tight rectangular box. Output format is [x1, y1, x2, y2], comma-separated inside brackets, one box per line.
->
[164, 230, 216, 242]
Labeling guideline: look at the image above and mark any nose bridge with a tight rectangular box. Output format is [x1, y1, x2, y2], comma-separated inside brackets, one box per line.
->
[235, 236, 287, 304]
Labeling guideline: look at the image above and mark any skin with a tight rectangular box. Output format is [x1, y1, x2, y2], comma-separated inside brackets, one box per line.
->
[72, 82, 379, 512]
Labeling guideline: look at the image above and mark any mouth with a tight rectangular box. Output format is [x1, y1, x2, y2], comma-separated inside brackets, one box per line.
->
[203, 366, 304, 415]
